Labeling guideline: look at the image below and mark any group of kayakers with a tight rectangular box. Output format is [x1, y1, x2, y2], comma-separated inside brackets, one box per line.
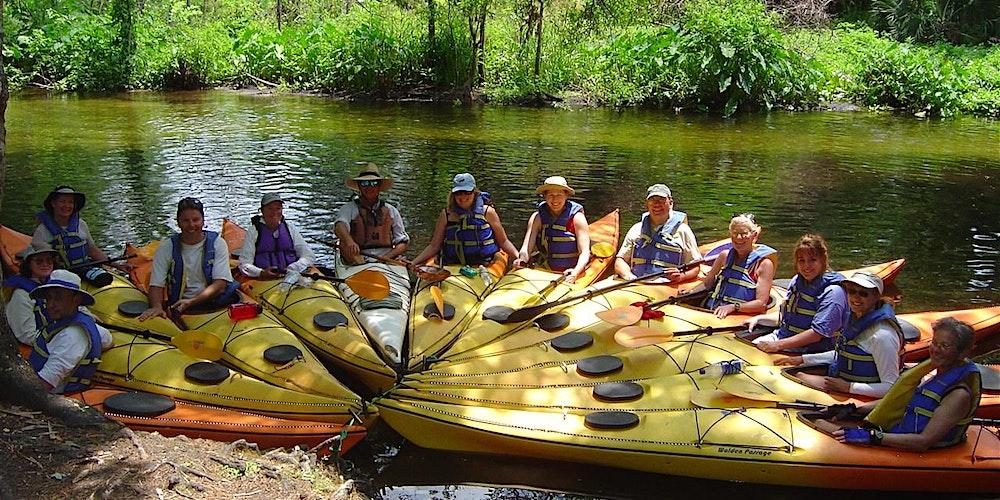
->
[1, 165, 985, 454]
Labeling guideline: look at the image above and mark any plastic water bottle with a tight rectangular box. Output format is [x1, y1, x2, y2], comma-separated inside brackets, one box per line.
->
[699, 359, 744, 377]
[278, 270, 301, 291]
[478, 265, 493, 286]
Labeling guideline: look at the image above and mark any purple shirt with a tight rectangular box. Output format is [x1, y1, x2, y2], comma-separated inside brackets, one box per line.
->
[812, 285, 849, 337]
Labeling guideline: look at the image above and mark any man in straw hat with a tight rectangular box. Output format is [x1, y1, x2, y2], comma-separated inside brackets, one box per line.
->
[26, 269, 113, 393]
[238, 193, 315, 279]
[513, 176, 590, 284]
[3, 244, 61, 344]
[615, 183, 702, 283]
[334, 162, 409, 265]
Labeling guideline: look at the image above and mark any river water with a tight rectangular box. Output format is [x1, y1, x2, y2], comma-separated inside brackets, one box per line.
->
[4, 91, 1000, 498]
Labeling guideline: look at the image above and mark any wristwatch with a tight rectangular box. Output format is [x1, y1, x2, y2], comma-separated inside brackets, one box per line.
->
[734, 303, 741, 312]
[870, 427, 884, 444]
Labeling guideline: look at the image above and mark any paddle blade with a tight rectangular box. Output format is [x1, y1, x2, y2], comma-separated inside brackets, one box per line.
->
[614, 325, 673, 348]
[482, 305, 514, 323]
[431, 285, 445, 317]
[503, 304, 549, 324]
[172, 330, 223, 361]
[596, 305, 643, 326]
[591, 242, 615, 259]
[346, 269, 390, 300]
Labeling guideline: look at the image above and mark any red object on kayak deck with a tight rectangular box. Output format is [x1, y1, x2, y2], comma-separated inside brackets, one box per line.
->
[228, 302, 262, 321]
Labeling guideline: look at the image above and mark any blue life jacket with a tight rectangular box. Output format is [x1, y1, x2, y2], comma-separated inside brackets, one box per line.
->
[535, 200, 583, 272]
[28, 310, 102, 394]
[890, 361, 981, 447]
[631, 210, 687, 276]
[829, 302, 903, 383]
[2, 275, 51, 331]
[442, 192, 499, 266]
[252, 216, 298, 271]
[775, 272, 845, 351]
[166, 231, 239, 307]
[704, 244, 777, 310]
[36, 211, 88, 267]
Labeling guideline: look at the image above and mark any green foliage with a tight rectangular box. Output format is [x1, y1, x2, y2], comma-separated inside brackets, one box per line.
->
[871, 0, 1000, 44]
[132, 3, 237, 89]
[10, 10, 122, 91]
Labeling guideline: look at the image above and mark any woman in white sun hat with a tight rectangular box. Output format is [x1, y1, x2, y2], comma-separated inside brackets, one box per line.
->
[513, 176, 590, 284]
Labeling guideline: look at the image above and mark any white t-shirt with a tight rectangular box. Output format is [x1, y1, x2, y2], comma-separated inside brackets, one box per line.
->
[5, 288, 40, 344]
[335, 200, 409, 247]
[238, 220, 315, 277]
[37, 322, 113, 392]
[32, 219, 97, 253]
[803, 320, 902, 398]
[617, 218, 702, 265]
[149, 235, 234, 299]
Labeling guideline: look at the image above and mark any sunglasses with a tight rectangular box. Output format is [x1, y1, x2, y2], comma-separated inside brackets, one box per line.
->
[358, 179, 381, 188]
[844, 286, 874, 298]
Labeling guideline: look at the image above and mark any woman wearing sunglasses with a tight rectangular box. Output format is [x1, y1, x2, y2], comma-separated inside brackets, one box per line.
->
[685, 213, 776, 318]
[138, 197, 240, 321]
[334, 163, 409, 265]
[746, 234, 848, 353]
[411, 173, 518, 267]
[777, 271, 904, 398]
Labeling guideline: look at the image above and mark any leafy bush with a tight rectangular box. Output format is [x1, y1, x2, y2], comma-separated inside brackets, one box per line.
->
[13, 10, 122, 91]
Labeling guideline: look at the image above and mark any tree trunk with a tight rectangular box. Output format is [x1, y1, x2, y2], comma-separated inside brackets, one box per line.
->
[476, 6, 487, 84]
[0, 0, 108, 429]
[427, 0, 436, 67]
[533, 0, 543, 76]
[277, 0, 283, 30]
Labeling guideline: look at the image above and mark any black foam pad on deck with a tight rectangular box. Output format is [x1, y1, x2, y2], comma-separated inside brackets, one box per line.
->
[103, 391, 177, 418]
[423, 302, 456, 320]
[576, 355, 623, 377]
[592, 382, 644, 402]
[118, 300, 149, 317]
[551, 332, 594, 352]
[535, 313, 570, 332]
[314, 311, 349, 330]
[264, 344, 303, 364]
[584, 411, 639, 430]
[184, 361, 230, 384]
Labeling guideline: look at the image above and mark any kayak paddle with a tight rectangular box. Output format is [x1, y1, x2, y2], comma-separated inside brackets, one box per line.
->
[305, 268, 390, 300]
[595, 289, 709, 326]
[431, 284, 445, 317]
[613, 323, 773, 348]
[484, 255, 719, 324]
[67, 253, 136, 270]
[100, 322, 224, 361]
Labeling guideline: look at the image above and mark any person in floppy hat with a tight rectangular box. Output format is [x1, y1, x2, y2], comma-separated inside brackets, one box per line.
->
[410, 173, 519, 267]
[3, 244, 61, 344]
[26, 269, 113, 393]
[513, 176, 591, 283]
[32, 185, 123, 272]
[334, 162, 409, 265]
[139, 197, 240, 321]
[237, 193, 315, 280]
[685, 213, 776, 319]
[614, 183, 702, 283]
[777, 270, 904, 398]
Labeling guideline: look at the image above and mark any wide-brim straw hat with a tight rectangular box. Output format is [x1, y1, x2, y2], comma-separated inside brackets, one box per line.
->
[346, 162, 394, 192]
[43, 186, 86, 214]
[17, 243, 60, 263]
[29, 269, 95, 306]
[535, 176, 575, 196]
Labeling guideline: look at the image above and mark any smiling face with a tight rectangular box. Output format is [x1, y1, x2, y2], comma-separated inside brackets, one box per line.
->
[645, 196, 672, 223]
[261, 201, 284, 228]
[542, 189, 569, 213]
[42, 287, 81, 321]
[177, 207, 205, 243]
[453, 190, 475, 210]
[843, 283, 880, 317]
[357, 180, 382, 205]
[28, 253, 57, 281]
[729, 221, 758, 253]
[929, 328, 964, 369]
[795, 248, 825, 282]
[52, 194, 77, 220]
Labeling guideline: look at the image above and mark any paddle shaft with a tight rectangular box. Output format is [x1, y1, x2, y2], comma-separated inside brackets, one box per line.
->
[738, 397, 999, 427]
[506, 256, 716, 323]
[67, 254, 136, 270]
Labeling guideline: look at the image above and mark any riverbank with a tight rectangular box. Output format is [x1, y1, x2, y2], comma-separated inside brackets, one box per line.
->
[6, 0, 998, 118]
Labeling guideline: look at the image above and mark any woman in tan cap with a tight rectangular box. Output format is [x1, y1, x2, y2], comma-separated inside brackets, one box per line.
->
[3, 244, 61, 344]
[32, 185, 119, 270]
[513, 176, 590, 283]
[334, 163, 409, 265]
[411, 173, 518, 266]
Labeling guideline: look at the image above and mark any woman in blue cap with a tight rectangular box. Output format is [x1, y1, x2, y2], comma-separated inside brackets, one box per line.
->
[411, 173, 518, 266]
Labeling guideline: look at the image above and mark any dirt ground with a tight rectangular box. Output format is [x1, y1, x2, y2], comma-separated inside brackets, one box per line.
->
[0, 403, 369, 500]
